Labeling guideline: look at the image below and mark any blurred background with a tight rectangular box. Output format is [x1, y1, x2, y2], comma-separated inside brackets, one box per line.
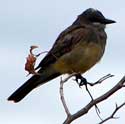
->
[0, 0, 125, 124]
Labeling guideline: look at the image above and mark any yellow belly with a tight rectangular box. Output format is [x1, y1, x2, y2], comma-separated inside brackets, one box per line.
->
[53, 42, 104, 74]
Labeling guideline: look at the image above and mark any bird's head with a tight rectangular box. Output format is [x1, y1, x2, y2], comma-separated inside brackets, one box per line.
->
[77, 8, 116, 25]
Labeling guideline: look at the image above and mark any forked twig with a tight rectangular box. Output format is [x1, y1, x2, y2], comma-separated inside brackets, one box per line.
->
[98, 102, 125, 124]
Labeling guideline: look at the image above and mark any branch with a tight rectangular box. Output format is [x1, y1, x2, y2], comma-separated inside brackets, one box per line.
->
[60, 73, 77, 117]
[87, 74, 114, 86]
[98, 102, 125, 124]
[60, 75, 125, 124]
[60, 77, 71, 116]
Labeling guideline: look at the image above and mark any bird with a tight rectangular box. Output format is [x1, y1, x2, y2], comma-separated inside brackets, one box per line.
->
[8, 8, 116, 103]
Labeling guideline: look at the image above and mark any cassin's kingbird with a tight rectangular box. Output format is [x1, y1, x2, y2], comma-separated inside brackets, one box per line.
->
[8, 8, 115, 102]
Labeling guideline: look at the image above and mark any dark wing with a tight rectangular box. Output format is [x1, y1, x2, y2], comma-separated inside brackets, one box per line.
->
[36, 25, 90, 69]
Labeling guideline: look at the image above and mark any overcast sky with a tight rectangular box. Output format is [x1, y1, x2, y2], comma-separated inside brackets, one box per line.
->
[1, 0, 125, 124]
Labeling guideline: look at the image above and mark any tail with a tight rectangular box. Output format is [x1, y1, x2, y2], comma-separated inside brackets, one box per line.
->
[7, 68, 60, 103]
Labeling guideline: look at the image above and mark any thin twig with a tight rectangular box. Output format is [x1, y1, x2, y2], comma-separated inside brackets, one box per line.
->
[84, 84, 102, 120]
[98, 102, 125, 124]
[87, 74, 114, 86]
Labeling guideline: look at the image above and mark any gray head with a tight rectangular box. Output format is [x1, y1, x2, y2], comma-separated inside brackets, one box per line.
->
[75, 8, 116, 25]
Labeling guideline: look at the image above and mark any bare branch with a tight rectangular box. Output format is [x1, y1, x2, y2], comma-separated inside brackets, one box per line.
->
[60, 77, 71, 117]
[60, 73, 77, 117]
[60, 75, 125, 124]
[98, 102, 125, 124]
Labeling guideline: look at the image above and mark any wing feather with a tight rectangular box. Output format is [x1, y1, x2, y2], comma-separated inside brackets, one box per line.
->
[37, 25, 90, 69]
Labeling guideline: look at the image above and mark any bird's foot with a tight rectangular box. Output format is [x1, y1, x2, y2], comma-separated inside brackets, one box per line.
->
[74, 73, 87, 87]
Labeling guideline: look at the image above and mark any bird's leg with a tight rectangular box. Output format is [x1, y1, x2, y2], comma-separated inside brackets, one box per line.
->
[74, 73, 88, 87]
[74, 73, 101, 117]
[74, 74, 94, 101]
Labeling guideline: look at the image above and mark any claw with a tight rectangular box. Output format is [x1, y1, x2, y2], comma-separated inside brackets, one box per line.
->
[79, 78, 87, 86]
[74, 74, 87, 87]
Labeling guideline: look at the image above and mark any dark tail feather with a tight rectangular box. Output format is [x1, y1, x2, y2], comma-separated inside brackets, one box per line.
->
[8, 71, 60, 103]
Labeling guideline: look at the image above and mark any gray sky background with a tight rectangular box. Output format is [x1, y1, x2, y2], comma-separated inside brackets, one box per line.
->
[0, 0, 125, 124]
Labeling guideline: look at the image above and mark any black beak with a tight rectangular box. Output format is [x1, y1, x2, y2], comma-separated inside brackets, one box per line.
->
[103, 18, 116, 24]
